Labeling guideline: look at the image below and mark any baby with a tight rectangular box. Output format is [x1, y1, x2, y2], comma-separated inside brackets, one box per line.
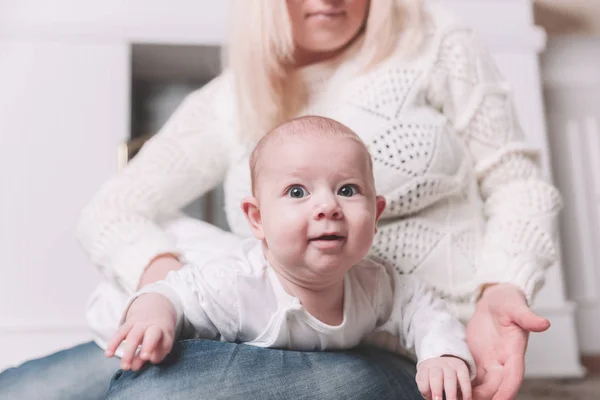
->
[106, 116, 475, 400]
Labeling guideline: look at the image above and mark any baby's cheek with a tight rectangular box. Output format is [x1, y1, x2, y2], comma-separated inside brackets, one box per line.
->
[266, 211, 308, 263]
[356, 209, 378, 240]
[352, 206, 377, 227]
[267, 209, 305, 239]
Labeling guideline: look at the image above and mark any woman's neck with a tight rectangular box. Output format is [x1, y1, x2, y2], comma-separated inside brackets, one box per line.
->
[293, 47, 347, 68]
[292, 30, 365, 68]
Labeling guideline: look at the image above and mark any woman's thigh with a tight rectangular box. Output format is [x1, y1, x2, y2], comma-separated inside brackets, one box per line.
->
[0, 341, 120, 400]
[105, 340, 421, 400]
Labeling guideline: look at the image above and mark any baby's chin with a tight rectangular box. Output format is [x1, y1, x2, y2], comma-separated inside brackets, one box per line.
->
[303, 254, 359, 276]
[266, 249, 362, 282]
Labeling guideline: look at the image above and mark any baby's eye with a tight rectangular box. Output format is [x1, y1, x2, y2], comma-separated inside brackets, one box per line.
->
[286, 186, 308, 198]
[338, 184, 359, 197]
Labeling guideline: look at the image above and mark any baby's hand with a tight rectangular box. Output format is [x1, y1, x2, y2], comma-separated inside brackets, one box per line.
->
[104, 293, 177, 371]
[416, 356, 472, 400]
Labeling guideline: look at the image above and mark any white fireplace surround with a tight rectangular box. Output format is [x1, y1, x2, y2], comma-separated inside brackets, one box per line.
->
[542, 36, 600, 356]
[0, 0, 585, 377]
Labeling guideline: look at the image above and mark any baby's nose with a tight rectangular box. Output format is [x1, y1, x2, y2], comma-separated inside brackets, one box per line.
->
[314, 201, 343, 220]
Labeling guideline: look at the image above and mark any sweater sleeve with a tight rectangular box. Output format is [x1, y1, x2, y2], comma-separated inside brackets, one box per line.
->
[77, 72, 236, 292]
[426, 25, 562, 303]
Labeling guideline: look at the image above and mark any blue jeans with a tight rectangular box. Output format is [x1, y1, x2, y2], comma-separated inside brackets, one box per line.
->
[0, 341, 120, 400]
[0, 340, 421, 400]
[106, 339, 421, 400]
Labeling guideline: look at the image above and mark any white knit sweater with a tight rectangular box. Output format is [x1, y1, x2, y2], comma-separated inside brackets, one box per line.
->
[78, 7, 561, 322]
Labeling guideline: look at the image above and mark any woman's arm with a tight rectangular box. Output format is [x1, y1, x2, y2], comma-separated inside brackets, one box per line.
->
[77, 72, 236, 293]
[426, 26, 562, 304]
[426, 20, 558, 399]
[137, 254, 183, 289]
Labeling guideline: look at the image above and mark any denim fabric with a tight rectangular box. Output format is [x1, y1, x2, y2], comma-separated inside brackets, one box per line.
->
[106, 339, 422, 400]
[0, 341, 120, 400]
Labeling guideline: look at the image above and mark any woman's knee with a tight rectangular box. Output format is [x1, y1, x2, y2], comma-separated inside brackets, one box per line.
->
[0, 342, 119, 400]
[295, 347, 419, 399]
[105, 340, 422, 400]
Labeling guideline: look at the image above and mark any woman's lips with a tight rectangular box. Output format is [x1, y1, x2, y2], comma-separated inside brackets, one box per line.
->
[306, 11, 346, 20]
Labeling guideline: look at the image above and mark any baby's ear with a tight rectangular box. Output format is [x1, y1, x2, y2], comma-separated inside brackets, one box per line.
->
[374, 195, 386, 233]
[375, 195, 386, 221]
[241, 196, 265, 240]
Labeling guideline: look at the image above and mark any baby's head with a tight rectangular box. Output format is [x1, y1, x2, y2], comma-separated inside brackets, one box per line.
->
[249, 116, 374, 195]
[242, 116, 386, 284]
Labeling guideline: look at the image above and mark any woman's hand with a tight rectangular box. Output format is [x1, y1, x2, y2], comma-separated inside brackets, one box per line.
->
[105, 293, 178, 371]
[137, 254, 183, 289]
[416, 356, 472, 400]
[466, 284, 551, 400]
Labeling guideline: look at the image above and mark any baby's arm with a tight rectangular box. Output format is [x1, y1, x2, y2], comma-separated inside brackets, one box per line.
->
[416, 356, 471, 400]
[105, 261, 234, 371]
[105, 292, 177, 371]
[375, 267, 475, 400]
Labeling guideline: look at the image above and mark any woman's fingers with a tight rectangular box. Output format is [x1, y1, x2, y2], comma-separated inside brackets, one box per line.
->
[493, 355, 524, 400]
[473, 366, 502, 400]
[508, 303, 550, 333]
[105, 323, 132, 357]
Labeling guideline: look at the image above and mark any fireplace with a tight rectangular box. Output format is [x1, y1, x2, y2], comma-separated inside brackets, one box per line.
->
[127, 43, 229, 230]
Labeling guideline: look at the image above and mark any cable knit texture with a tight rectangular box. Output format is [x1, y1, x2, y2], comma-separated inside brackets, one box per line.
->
[78, 6, 561, 323]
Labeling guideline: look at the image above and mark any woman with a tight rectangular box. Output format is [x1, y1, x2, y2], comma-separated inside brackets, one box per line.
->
[0, 0, 559, 399]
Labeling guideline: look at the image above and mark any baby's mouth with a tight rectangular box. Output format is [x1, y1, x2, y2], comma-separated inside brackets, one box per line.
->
[309, 235, 345, 242]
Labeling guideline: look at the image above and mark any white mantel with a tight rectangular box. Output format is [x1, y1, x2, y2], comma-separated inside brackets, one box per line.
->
[0, 0, 585, 377]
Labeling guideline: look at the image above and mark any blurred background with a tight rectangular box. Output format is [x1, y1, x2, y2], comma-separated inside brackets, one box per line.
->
[0, 0, 599, 394]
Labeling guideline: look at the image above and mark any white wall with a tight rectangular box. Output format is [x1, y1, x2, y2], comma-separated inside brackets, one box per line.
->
[0, 0, 230, 45]
[0, 0, 230, 372]
[0, 38, 129, 370]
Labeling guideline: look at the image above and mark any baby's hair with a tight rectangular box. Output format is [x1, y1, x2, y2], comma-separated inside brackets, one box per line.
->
[249, 116, 373, 195]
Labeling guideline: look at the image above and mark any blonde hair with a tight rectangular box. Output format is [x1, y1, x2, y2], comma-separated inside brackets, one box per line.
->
[249, 116, 373, 195]
[226, 0, 426, 143]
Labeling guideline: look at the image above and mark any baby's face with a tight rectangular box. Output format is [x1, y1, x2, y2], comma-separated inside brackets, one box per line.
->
[254, 134, 384, 281]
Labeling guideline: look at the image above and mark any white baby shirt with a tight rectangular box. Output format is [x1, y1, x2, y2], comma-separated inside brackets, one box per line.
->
[130, 239, 476, 374]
